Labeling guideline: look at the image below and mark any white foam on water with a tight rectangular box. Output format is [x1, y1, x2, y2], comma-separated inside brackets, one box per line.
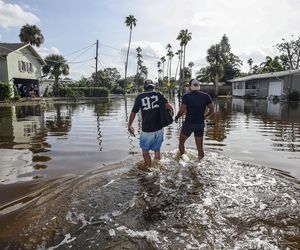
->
[108, 229, 115, 237]
[58, 149, 300, 249]
[46, 233, 76, 250]
[65, 211, 90, 229]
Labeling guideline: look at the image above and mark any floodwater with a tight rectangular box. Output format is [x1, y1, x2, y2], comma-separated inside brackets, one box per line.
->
[0, 97, 300, 249]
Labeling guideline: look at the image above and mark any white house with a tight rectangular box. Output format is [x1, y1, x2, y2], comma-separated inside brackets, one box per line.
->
[229, 69, 300, 99]
[0, 43, 45, 97]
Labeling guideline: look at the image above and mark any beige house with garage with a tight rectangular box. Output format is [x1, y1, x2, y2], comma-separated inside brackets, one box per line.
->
[0, 43, 45, 97]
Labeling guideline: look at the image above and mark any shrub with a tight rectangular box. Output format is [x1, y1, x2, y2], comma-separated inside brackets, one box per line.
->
[288, 91, 300, 102]
[13, 84, 20, 100]
[111, 85, 125, 94]
[43, 86, 53, 97]
[73, 87, 109, 97]
[0, 82, 11, 100]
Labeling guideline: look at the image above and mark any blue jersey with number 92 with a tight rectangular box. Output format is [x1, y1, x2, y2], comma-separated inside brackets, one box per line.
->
[131, 91, 167, 132]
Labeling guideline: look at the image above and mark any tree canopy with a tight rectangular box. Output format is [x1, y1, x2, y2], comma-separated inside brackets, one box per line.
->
[19, 24, 45, 47]
[42, 54, 69, 95]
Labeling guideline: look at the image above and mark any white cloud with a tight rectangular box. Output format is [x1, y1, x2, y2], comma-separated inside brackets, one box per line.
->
[0, 0, 39, 29]
[36, 47, 60, 58]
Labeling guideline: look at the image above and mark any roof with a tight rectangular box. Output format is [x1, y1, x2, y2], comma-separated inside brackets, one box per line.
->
[0, 42, 45, 65]
[228, 68, 300, 82]
[0, 43, 26, 56]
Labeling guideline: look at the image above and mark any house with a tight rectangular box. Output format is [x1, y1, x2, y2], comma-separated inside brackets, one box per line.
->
[229, 69, 300, 99]
[0, 43, 45, 97]
[40, 78, 74, 96]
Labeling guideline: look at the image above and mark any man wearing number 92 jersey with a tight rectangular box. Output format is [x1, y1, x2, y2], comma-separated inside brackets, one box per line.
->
[128, 80, 173, 169]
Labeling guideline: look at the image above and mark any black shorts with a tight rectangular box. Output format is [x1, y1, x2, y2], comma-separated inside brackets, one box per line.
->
[181, 122, 205, 137]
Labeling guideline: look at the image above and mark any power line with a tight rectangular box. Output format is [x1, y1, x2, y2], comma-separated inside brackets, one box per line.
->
[64, 43, 96, 57]
[0, 43, 95, 65]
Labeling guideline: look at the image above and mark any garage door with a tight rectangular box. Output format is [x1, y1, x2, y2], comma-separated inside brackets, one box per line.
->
[268, 81, 282, 96]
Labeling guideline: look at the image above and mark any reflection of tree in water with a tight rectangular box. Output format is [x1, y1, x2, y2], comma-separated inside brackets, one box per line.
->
[45, 104, 73, 135]
[205, 100, 234, 142]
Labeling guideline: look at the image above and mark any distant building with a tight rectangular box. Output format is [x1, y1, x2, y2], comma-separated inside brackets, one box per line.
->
[229, 69, 300, 99]
[0, 43, 45, 97]
[40, 78, 74, 96]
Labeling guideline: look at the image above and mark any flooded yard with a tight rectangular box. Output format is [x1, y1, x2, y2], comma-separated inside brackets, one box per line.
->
[0, 97, 300, 249]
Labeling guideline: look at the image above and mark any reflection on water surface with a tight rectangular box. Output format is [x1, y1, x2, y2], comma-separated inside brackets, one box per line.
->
[0, 97, 299, 184]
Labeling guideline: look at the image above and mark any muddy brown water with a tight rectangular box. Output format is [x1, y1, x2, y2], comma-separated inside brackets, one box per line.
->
[0, 97, 300, 249]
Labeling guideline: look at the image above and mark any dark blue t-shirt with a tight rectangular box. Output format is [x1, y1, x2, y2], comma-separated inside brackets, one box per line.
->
[131, 91, 168, 132]
[182, 91, 212, 124]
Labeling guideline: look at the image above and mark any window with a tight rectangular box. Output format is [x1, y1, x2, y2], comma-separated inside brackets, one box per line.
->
[27, 62, 33, 73]
[18, 60, 34, 73]
[234, 82, 243, 89]
[18, 60, 26, 72]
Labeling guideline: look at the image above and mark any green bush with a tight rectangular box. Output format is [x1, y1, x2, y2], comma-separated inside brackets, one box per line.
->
[0, 82, 12, 100]
[288, 91, 300, 101]
[73, 87, 109, 97]
[43, 86, 53, 97]
[13, 84, 20, 100]
[111, 85, 125, 94]
[58, 86, 68, 97]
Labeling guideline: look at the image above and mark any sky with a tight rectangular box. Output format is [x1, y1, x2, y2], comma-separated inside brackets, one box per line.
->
[1, 0, 300, 81]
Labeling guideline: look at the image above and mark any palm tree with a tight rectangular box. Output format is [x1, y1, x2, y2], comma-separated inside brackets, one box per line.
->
[135, 46, 142, 92]
[174, 50, 182, 81]
[157, 61, 161, 79]
[165, 44, 172, 80]
[124, 15, 137, 86]
[167, 50, 174, 82]
[177, 29, 192, 92]
[19, 24, 45, 47]
[140, 65, 148, 79]
[247, 58, 253, 74]
[207, 44, 224, 96]
[260, 56, 284, 73]
[160, 56, 166, 79]
[188, 61, 194, 77]
[42, 54, 69, 96]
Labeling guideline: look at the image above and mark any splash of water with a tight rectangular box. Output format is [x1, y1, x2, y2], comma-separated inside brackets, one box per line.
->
[2, 150, 300, 249]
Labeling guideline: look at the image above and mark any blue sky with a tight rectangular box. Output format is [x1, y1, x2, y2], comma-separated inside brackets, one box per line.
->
[1, 0, 300, 80]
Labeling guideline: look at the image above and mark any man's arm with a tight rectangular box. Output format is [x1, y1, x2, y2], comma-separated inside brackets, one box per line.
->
[204, 103, 214, 119]
[175, 104, 187, 123]
[127, 112, 136, 136]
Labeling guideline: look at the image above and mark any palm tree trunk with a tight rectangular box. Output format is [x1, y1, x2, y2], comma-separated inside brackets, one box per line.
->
[169, 58, 172, 81]
[125, 27, 132, 92]
[54, 75, 59, 96]
[215, 73, 219, 97]
[175, 56, 180, 81]
[181, 45, 186, 95]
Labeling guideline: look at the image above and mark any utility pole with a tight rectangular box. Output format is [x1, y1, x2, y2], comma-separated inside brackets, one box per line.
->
[91, 40, 99, 97]
[95, 40, 99, 85]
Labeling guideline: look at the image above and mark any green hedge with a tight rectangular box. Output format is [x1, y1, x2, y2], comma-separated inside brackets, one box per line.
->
[0, 82, 11, 100]
[73, 87, 109, 97]
[58, 87, 109, 97]
[288, 91, 300, 102]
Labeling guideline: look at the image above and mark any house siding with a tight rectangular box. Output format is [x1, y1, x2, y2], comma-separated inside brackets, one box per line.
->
[7, 47, 42, 82]
[290, 74, 300, 92]
[257, 79, 271, 98]
[0, 58, 8, 83]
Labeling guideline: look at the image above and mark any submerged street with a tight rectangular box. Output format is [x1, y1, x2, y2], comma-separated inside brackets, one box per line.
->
[0, 97, 300, 249]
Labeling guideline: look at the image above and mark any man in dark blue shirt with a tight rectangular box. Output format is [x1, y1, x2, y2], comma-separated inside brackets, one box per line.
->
[128, 80, 173, 169]
[175, 79, 214, 159]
